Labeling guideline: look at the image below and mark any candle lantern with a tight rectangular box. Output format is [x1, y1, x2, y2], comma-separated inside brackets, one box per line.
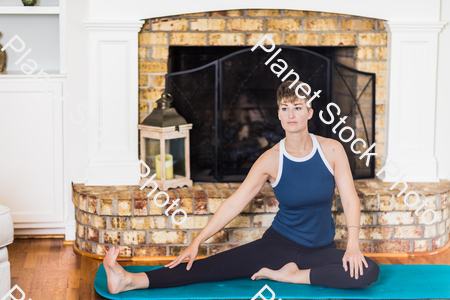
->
[138, 93, 193, 190]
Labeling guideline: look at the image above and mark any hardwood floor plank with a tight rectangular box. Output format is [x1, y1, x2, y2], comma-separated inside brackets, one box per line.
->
[35, 238, 52, 256]
[59, 244, 81, 270]
[8, 239, 31, 253]
[79, 282, 93, 300]
[68, 269, 81, 289]
[23, 240, 39, 269]
[53, 287, 68, 300]
[36, 253, 50, 269]
[386, 257, 403, 265]
[372, 257, 390, 264]
[9, 252, 26, 277]
[48, 239, 64, 270]
[13, 265, 35, 294]
[65, 288, 80, 300]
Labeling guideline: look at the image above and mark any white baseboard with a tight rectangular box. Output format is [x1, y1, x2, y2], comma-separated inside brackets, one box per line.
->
[14, 222, 67, 236]
[14, 227, 66, 236]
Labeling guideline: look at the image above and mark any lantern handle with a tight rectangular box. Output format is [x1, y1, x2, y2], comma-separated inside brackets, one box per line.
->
[160, 93, 173, 104]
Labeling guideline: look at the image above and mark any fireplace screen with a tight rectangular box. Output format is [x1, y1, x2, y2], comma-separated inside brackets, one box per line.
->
[165, 46, 375, 182]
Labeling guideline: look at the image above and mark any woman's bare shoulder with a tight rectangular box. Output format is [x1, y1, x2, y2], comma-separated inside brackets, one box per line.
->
[314, 135, 346, 169]
[251, 142, 280, 176]
[257, 142, 280, 180]
[315, 135, 342, 152]
[263, 142, 280, 160]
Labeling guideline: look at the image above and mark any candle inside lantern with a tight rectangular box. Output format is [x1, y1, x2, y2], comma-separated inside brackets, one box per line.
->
[155, 154, 174, 180]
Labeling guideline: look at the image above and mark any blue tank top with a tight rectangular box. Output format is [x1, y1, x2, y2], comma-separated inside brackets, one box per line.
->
[271, 133, 336, 248]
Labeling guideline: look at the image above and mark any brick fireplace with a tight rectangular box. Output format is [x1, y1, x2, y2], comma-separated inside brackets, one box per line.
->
[73, 9, 450, 259]
[137, 9, 388, 172]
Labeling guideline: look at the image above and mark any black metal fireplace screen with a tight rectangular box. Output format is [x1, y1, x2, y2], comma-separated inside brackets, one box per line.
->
[165, 46, 376, 182]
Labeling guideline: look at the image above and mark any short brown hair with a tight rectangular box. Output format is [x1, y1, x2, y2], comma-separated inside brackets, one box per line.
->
[276, 80, 312, 110]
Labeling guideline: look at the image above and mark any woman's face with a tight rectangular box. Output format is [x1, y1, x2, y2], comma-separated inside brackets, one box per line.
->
[278, 99, 313, 133]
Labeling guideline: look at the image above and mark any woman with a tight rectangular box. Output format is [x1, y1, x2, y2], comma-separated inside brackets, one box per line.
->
[104, 80, 380, 294]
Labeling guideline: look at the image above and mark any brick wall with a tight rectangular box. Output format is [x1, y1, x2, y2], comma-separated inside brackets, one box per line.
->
[138, 9, 388, 171]
[73, 179, 450, 257]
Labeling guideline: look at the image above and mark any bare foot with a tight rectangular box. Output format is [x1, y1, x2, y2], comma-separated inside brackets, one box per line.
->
[251, 262, 302, 283]
[103, 247, 133, 294]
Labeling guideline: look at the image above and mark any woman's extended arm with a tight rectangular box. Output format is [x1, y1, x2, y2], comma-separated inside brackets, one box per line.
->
[332, 140, 369, 279]
[333, 142, 361, 247]
[165, 150, 274, 270]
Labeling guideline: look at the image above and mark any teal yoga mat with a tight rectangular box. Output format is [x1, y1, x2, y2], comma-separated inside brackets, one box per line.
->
[95, 264, 450, 299]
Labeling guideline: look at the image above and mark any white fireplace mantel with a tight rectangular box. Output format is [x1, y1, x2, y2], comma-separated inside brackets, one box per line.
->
[83, 20, 144, 185]
[81, 0, 446, 185]
[381, 21, 446, 182]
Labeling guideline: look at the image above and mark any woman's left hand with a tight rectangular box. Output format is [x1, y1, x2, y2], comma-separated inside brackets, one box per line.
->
[342, 244, 369, 279]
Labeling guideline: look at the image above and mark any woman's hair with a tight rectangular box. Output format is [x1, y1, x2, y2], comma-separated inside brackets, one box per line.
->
[276, 80, 313, 110]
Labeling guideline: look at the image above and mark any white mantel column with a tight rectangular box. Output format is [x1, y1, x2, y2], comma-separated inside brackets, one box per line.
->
[83, 20, 144, 185]
[381, 21, 446, 182]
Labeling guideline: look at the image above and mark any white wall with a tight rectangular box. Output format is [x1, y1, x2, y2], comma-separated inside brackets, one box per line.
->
[435, 1, 450, 180]
[64, 0, 89, 239]
[87, 0, 440, 21]
[66, 0, 89, 183]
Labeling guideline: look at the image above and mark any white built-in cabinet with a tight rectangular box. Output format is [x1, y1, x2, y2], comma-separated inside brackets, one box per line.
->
[0, 0, 68, 235]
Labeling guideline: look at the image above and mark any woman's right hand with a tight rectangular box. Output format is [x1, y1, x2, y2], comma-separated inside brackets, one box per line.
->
[164, 241, 199, 271]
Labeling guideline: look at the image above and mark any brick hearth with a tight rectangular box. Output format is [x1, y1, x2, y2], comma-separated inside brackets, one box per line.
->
[72, 179, 450, 258]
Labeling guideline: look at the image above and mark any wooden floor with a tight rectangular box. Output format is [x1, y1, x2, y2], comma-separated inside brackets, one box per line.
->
[6, 237, 450, 300]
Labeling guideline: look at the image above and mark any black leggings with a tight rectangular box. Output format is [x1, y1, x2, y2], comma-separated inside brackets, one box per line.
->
[144, 226, 380, 289]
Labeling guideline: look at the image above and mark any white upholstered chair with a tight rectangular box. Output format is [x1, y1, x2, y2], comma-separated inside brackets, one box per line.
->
[0, 205, 13, 300]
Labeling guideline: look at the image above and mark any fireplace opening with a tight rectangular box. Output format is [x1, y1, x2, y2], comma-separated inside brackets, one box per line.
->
[165, 46, 375, 182]
[168, 46, 358, 73]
